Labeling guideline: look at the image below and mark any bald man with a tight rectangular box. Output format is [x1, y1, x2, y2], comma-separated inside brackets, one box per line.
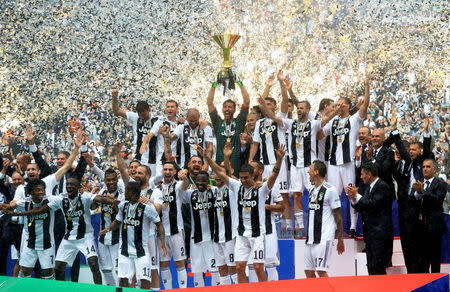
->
[165, 108, 214, 170]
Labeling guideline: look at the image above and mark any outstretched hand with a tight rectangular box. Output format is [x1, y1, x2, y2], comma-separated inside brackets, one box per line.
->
[111, 89, 119, 98]
[195, 144, 206, 157]
[266, 73, 277, 87]
[275, 144, 286, 160]
[25, 125, 36, 143]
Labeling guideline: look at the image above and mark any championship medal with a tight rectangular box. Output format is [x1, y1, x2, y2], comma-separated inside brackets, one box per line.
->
[105, 212, 110, 217]
[67, 216, 72, 221]
[28, 222, 32, 227]
[220, 211, 224, 216]
[226, 138, 231, 143]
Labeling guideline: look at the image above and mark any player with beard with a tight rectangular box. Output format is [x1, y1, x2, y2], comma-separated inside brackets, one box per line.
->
[151, 162, 188, 289]
[92, 168, 124, 286]
[9, 176, 117, 284]
[1, 179, 58, 280]
[203, 142, 286, 283]
[114, 142, 163, 290]
[207, 73, 250, 176]
[99, 181, 166, 289]
[163, 108, 214, 170]
[249, 72, 291, 239]
[112, 89, 160, 175]
[247, 161, 285, 281]
[196, 145, 239, 285]
[322, 73, 370, 236]
[180, 170, 220, 287]
[140, 100, 184, 176]
[282, 100, 337, 238]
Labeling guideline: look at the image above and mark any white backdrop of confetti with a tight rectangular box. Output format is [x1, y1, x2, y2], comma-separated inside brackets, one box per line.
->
[0, 0, 448, 130]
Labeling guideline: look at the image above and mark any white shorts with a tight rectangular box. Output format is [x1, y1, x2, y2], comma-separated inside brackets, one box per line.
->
[118, 253, 151, 282]
[213, 238, 236, 267]
[235, 235, 265, 264]
[20, 245, 55, 269]
[98, 242, 119, 271]
[263, 161, 289, 195]
[289, 165, 312, 193]
[190, 240, 217, 273]
[148, 235, 159, 270]
[326, 162, 355, 195]
[159, 231, 186, 262]
[304, 241, 333, 272]
[265, 233, 279, 266]
[55, 235, 97, 266]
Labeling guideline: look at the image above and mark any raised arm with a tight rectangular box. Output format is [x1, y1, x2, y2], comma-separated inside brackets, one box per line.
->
[257, 95, 284, 126]
[282, 78, 299, 105]
[111, 89, 127, 119]
[261, 73, 277, 99]
[320, 106, 338, 127]
[114, 141, 130, 184]
[196, 145, 229, 185]
[207, 84, 217, 114]
[277, 70, 289, 114]
[26, 125, 52, 177]
[54, 130, 84, 182]
[358, 72, 370, 119]
[267, 145, 286, 190]
[239, 84, 250, 109]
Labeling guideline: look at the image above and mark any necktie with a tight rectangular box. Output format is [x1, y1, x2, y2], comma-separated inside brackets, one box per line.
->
[373, 149, 378, 159]
[425, 180, 430, 191]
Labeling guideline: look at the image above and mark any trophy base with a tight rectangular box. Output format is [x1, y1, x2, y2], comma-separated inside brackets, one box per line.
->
[217, 68, 235, 96]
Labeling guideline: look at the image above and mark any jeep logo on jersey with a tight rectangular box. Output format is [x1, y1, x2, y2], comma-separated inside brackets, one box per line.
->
[192, 202, 213, 210]
[163, 195, 175, 204]
[239, 200, 257, 208]
[186, 136, 204, 145]
[126, 218, 141, 227]
[259, 124, 276, 135]
[309, 202, 321, 210]
[137, 125, 151, 134]
[332, 127, 349, 136]
[220, 128, 235, 137]
[67, 209, 84, 218]
[214, 200, 228, 208]
[29, 213, 48, 221]
[293, 129, 310, 137]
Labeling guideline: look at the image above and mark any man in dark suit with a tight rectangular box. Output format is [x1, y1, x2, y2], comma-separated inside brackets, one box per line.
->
[411, 159, 448, 273]
[389, 115, 434, 273]
[346, 162, 393, 275]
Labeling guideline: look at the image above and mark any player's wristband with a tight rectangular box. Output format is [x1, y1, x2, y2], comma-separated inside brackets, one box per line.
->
[237, 80, 243, 87]
[212, 82, 217, 88]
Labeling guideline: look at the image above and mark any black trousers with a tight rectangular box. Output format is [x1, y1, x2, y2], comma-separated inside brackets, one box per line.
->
[54, 211, 80, 282]
[365, 236, 392, 275]
[398, 200, 421, 273]
[0, 221, 22, 275]
[415, 222, 443, 273]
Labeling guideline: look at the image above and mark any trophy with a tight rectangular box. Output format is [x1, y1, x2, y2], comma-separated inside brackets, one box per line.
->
[212, 33, 241, 95]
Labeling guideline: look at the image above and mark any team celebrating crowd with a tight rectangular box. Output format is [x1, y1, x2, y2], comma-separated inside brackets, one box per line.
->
[0, 70, 448, 289]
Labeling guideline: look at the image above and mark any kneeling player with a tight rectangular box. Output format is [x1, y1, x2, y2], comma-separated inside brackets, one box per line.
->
[304, 161, 344, 277]
[100, 181, 166, 289]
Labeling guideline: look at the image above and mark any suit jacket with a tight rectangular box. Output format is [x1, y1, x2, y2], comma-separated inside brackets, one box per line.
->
[411, 177, 448, 234]
[353, 178, 393, 240]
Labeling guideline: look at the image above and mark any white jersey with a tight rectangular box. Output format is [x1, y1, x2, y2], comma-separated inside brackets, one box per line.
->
[16, 196, 59, 250]
[51, 192, 97, 241]
[150, 117, 179, 164]
[213, 179, 240, 243]
[98, 187, 125, 246]
[285, 119, 322, 168]
[116, 201, 160, 258]
[323, 112, 362, 165]
[14, 174, 58, 201]
[173, 123, 214, 167]
[127, 112, 160, 164]
[306, 182, 341, 244]
[152, 180, 184, 236]
[265, 189, 283, 235]
[253, 117, 288, 165]
[183, 187, 217, 244]
[237, 181, 270, 238]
